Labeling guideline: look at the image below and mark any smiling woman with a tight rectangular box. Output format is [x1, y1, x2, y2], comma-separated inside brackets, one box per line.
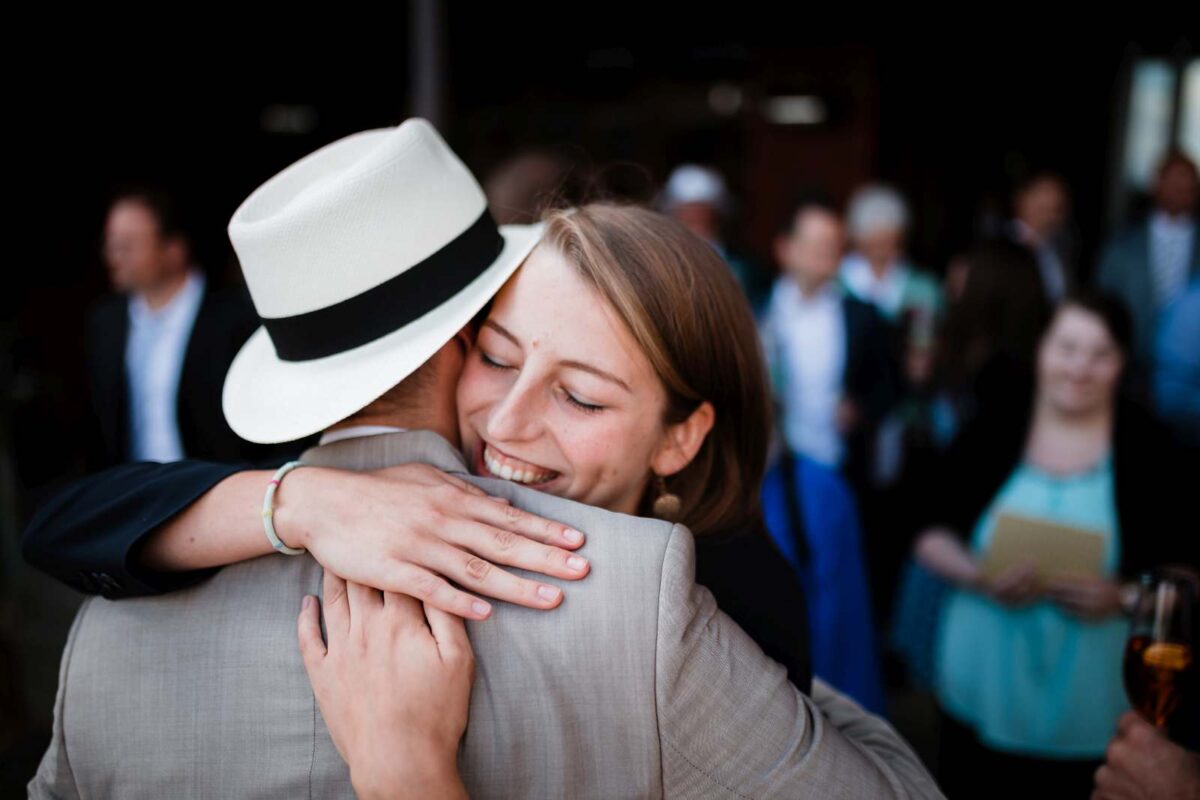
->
[913, 288, 1195, 796]
[459, 205, 771, 538]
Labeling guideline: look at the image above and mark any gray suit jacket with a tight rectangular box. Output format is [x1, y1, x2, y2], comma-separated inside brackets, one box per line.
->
[31, 431, 941, 799]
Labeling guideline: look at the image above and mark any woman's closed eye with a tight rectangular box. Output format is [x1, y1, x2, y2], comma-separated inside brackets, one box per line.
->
[480, 351, 513, 370]
[561, 388, 605, 414]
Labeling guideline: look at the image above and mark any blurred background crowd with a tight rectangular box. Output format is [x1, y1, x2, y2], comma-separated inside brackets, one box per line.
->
[2, 13, 1198, 798]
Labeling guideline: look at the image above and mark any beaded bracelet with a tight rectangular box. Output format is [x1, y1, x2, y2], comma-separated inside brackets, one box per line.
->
[262, 460, 307, 555]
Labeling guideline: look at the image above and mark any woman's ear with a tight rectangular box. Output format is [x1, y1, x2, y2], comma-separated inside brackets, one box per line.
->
[650, 401, 715, 478]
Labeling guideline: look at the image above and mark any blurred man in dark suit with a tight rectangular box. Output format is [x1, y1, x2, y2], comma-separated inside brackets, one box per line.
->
[1097, 152, 1199, 394]
[1009, 172, 1075, 302]
[88, 187, 301, 466]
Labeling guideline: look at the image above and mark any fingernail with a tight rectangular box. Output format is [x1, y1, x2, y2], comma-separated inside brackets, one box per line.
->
[567, 555, 588, 572]
[564, 528, 584, 544]
[302, 595, 312, 610]
[472, 600, 492, 617]
[537, 585, 561, 602]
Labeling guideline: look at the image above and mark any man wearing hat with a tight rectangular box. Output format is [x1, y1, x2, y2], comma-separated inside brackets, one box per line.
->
[31, 120, 939, 799]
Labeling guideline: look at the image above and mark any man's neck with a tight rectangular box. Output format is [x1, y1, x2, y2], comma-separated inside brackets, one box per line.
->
[789, 273, 832, 299]
[139, 269, 192, 311]
[1013, 218, 1038, 245]
[1154, 207, 1195, 226]
[867, 256, 893, 280]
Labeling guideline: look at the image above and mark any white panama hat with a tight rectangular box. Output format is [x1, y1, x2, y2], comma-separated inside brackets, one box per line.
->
[222, 118, 543, 444]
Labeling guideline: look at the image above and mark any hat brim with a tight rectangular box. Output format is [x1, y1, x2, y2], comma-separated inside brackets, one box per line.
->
[222, 223, 544, 444]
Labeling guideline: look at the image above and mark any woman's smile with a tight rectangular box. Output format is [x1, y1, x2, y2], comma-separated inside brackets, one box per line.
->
[475, 441, 561, 487]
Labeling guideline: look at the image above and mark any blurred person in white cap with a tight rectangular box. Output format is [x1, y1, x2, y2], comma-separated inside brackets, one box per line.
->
[840, 185, 945, 632]
[840, 183, 943, 328]
[662, 163, 770, 313]
[29, 120, 941, 799]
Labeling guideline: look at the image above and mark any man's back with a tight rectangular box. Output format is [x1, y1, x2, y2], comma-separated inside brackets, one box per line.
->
[33, 431, 939, 799]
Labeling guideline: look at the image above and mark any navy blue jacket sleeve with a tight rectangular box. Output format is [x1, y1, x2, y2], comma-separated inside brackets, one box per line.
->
[21, 460, 245, 598]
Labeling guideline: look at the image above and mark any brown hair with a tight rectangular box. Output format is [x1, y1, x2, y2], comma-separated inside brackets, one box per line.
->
[541, 203, 772, 537]
[938, 240, 1052, 392]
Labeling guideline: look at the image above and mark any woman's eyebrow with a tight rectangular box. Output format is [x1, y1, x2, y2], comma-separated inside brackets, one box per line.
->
[484, 320, 632, 393]
[560, 361, 632, 393]
[484, 320, 521, 346]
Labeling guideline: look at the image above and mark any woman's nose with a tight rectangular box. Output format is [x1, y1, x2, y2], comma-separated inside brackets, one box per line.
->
[485, 376, 543, 443]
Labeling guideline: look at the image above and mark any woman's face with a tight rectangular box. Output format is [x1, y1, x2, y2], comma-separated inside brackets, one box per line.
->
[456, 244, 674, 515]
[1037, 306, 1124, 416]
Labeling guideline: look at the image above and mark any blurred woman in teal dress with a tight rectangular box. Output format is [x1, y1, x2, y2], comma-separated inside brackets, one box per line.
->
[912, 290, 1193, 797]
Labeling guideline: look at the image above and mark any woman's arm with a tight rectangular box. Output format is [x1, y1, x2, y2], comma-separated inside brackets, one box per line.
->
[22, 460, 242, 597]
[913, 527, 1041, 605]
[298, 573, 472, 800]
[912, 527, 981, 588]
[24, 460, 590, 619]
[146, 461, 589, 618]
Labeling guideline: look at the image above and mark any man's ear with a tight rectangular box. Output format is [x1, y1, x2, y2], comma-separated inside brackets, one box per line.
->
[454, 325, 475, 355]
[162, 236, 189, 270]
[773, 234, 793, 271]
[650, 401, 715, 478]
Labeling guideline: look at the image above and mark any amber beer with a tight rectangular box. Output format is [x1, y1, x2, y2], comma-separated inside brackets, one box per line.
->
[1123, 634, 1194, 728]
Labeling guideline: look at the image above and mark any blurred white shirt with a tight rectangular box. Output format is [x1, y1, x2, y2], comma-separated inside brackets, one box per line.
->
[764, 278, 846, 467]
[125, 270, 205, 462]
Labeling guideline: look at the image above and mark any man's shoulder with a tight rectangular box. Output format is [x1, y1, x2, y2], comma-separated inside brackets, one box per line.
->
[842, 293, 889, 336]
[196, 281, 260, 330]
[86, 293, 126, 328]
[71, 553, 320, 636]
[54, 555, 341, 798]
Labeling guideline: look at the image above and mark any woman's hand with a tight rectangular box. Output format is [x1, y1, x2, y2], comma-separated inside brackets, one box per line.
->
[976, 561, 1043, 607]
[1044, 575, 1123, 620]
[915, 530, 1045, 607]
[298, 571, 473, 800]
[277, 463, 590, 620]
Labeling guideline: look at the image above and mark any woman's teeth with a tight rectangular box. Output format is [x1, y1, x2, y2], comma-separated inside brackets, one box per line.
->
[483, 445, 556, 485]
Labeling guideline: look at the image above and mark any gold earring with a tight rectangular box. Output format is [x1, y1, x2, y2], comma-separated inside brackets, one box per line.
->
[652, 475, 682, 521]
